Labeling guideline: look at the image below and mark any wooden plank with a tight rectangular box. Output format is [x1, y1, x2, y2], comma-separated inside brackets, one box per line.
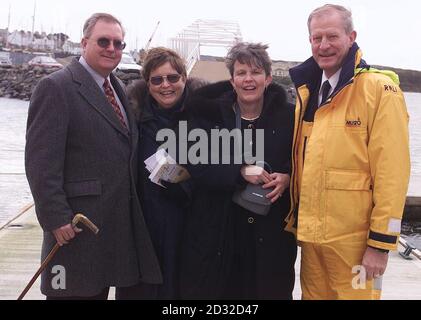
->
[0, 207, 42, 300]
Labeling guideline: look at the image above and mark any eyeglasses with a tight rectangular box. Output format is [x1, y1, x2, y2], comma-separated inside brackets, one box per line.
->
[149, 74, 181, 86]
[95, 37, 126, 51]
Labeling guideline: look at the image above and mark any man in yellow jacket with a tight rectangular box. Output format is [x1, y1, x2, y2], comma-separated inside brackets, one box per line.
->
[287, 4, 410, 299]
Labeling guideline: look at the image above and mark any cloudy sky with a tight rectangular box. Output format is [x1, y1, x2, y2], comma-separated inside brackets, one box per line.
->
[1, 0, 420, 70]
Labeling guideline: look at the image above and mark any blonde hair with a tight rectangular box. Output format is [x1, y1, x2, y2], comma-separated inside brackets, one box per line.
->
[307, 4, 354, 34]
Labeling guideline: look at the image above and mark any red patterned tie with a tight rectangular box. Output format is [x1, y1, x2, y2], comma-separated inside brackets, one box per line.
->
[103, 79, 128, 129]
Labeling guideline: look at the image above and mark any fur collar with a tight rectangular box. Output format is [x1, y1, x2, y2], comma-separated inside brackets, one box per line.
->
[185, 80, 288, 122]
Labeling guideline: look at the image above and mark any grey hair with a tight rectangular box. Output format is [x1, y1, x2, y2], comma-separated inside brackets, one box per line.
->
[83, 13, 125, 38]
[307, 4, 354, 34]
[225, 42, 272, 78]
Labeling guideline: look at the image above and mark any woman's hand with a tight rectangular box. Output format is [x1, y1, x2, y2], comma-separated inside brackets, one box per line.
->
[240, 165, 271, 185]
[263, 173, 290, 203]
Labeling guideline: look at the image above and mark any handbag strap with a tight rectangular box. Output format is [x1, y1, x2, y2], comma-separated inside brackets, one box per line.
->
[234, 102, 242, 130]
[234, 103, 272, 173]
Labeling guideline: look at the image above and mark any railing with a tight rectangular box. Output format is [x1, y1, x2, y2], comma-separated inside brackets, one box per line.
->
[169, 37, 201, 76]
[0, 202, 34, 231]
[185, 43, 200, 75]
[399, 237, 421, 260]
[170, 20, 243, 76]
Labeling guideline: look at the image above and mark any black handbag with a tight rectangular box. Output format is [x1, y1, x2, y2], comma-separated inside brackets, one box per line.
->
[232, 182, 273, 216]
[231, 103, 273, 215]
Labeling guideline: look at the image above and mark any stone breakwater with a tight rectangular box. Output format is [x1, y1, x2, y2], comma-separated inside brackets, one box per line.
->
[0, 65, 55, 101]
[2, 63, 420, 102]
[0, 65, 141, 101]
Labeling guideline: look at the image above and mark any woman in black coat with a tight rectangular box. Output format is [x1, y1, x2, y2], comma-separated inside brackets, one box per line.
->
[127, 47, 205, 299]
[180, 43, 297, 300]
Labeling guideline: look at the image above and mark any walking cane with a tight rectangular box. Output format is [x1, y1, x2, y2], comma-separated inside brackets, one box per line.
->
[17, 213, 99, 300]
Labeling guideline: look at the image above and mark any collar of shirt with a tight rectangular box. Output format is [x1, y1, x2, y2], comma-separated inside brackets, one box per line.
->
[79, 56, 111, 92]
[78, 56, 129, 128]
[319, 68, 341, 98]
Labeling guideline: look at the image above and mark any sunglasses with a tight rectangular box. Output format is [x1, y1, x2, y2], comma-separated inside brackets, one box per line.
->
[95, 37, 126, 51]
[149, 74, 181, 86]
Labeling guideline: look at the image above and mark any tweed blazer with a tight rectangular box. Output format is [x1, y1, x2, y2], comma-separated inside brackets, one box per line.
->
[25, 59, 162, 297]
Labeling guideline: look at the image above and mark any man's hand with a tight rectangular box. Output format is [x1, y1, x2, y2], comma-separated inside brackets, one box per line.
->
[52, 224, 82, 246]
[362, 246, 389, 281]
[240, 165, 271, 185]
[263, 173, 290, 203]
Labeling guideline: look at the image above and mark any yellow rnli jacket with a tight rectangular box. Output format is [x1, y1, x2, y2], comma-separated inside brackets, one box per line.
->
[286, 43, 410, 251]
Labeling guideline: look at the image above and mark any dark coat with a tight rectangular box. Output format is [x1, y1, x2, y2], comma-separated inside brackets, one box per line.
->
[126, 78, 205, 299]
[25, 59, 162, 297]
[179, 81, 297, 299]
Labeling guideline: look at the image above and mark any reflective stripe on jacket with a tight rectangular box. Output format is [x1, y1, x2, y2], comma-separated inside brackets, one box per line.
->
[286, 44, 410, 250]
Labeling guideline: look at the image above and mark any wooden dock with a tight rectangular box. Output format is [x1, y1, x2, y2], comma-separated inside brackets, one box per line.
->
[0, 205, 42, 300]
[1, 204, 420, 300]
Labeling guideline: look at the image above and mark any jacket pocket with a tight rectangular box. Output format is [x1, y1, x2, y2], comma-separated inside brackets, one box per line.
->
[324, 170, 372, 240]
[64, 179, 102, 198]
[325, 170, 372, 191]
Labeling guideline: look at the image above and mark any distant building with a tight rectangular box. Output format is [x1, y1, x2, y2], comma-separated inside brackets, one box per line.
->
[272, 60, 301, 77]
[6, 29, 79, 53]
[62, 40, 81, 55]
[273, 68, 290, 77]
[8, 30, 31, 49]
[32, 32, 55, 51]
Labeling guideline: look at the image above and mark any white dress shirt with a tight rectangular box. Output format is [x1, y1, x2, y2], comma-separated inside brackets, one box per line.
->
[318, 68, 341, 106]
[79, 56, 129, 127]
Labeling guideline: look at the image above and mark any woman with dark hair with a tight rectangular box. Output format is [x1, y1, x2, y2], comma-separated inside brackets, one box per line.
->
[180, 42, 297, 299]
[127, 47, 205, 299]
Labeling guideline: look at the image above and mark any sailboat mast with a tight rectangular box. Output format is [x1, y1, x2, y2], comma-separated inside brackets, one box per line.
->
[6, 4, 11, 48]
[7, 4, 11, 30]
[31, 1, 36, 46]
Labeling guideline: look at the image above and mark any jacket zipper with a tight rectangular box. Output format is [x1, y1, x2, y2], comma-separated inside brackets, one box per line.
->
[303, 137, 308, 163]
[290, 89, 306, 216]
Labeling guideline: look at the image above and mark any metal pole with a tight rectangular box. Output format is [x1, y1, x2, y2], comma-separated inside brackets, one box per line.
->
[30, 1, 36, 49]
[6, 4, 11, 48]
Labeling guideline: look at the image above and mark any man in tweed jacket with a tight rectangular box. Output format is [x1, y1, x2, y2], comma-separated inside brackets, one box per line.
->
[25, 13, 162, 299]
